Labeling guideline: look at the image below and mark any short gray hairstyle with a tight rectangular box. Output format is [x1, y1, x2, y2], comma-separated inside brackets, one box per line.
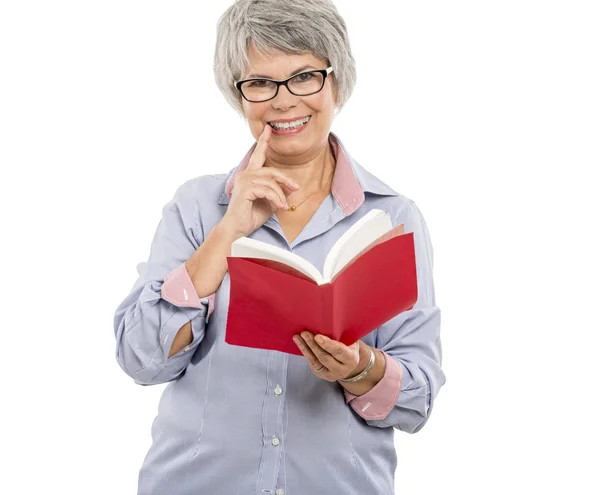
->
[214, 0, 357, 118]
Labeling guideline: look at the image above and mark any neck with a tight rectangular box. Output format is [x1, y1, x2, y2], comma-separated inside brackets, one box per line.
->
[264, 139, 336, 195]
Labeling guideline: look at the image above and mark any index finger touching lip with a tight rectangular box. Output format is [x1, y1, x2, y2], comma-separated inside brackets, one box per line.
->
[247, 125, 272, 170]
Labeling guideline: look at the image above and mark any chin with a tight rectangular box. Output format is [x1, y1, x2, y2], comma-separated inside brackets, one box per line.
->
[271, 138, 316, 156]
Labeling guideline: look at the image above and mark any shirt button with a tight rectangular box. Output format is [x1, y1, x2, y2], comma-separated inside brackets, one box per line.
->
[274, 385, 282, 395]
[276, 490, 284, 495]
[271, 436, 280, 446]
[183, 345, 191, 352]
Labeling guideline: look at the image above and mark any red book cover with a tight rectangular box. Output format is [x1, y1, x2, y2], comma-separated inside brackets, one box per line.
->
[225, 229, 417, 355]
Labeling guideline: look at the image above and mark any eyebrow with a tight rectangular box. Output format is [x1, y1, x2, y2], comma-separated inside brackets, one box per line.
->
[245, 65, 317, 79]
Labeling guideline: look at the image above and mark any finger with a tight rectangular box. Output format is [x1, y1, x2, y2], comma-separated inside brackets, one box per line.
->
[253, 167, 299, 193]
[247, 125, 272, 170]
[301, 331, 344, 370]
[249, 177, 289, 209]
[234, 172, 288, 209]
[314, 334, 357, 365]
[293, 335, 322, 369]
[250, 185, 286, 210]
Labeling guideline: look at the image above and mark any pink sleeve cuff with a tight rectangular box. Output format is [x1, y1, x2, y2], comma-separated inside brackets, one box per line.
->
[161, 262, 216, 316]
[343, 351, 403, 421]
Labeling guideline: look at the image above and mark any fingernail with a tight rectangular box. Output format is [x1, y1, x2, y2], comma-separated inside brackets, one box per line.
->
[315, 335, 324, 344]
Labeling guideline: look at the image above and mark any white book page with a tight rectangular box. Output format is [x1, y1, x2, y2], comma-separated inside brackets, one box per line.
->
[323, 209, 392, 282]
[230, 236, 325, 285]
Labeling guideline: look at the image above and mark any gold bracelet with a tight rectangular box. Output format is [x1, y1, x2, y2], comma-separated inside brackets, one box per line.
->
[338, 347, 375, 383]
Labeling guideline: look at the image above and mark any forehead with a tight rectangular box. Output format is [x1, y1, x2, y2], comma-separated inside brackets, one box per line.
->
[244, 45, 325, 79]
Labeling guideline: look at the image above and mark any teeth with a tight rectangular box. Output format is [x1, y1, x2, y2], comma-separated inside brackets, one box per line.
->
[270, 116, 310, 130]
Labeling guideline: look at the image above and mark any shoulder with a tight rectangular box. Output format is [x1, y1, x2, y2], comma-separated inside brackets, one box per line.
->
[355, 177, 430, 235]
[168, 170, 235, 240]
[163, 173, 228, 212]
[186, 172, 231, 202]
[337, 139, 412, 218]
[352, 159, 414, 220]
[346, 155, 424, 223]
[167, 168, 233, 203]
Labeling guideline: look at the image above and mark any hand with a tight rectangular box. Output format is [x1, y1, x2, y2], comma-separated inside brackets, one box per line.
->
[221, 125, 300, 237]
[293, 331, 362, 382]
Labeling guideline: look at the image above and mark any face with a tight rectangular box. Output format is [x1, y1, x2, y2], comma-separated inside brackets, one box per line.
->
[240, 45, 338, 160]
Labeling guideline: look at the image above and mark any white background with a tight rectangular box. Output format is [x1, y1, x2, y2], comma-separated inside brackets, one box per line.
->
[1, 1, 599, 493]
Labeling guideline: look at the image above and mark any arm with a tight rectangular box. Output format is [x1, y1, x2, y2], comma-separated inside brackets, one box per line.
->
[342, 200, 446, 433]
[113, 179, 235, 385]
[165, 220, 241, 356]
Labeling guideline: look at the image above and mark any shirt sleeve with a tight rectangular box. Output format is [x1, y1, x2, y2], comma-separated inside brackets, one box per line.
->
[347, 200, 446, 433]
[162, 262, 216, 317]
[113, 179, 213, 386]
[343, 351, 403, 420]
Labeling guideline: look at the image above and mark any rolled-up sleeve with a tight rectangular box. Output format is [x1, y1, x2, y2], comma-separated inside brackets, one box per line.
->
[113, 179, 212, 386]
[359, 200, 446, 433]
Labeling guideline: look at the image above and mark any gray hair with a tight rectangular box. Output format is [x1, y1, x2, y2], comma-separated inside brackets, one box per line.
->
[213, 0, 357, 118]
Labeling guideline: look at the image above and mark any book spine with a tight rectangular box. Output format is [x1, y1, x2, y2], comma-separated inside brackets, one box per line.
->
[321, 283, 335, 339]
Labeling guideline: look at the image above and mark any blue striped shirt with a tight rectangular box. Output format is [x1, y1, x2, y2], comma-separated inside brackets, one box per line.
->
[113, 132, 445, 494]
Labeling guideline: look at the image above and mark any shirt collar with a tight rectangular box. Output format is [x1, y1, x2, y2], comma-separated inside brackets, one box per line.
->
[218, 131, 398, 216]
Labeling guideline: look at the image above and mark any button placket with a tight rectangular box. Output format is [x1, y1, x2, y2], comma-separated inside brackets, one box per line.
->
[257, 351, 288, 493]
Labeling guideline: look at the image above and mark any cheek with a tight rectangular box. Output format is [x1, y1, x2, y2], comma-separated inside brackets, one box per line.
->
[243, 108, 266, 137]
[242, 100, 261, 120]
[309, 99, 334, 127]
[245, 105, 270, 127]
[308, 88, 336, 116]
[243, 108, 255, 122]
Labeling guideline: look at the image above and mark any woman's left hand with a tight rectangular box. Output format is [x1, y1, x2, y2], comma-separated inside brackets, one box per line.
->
[293, 331, 361, 382]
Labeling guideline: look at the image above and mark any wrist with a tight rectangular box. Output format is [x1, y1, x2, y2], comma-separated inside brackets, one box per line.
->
[353, 342, 372, 374]
[214, 218, 244, 244]
[339, 342, 375, 383]
[338, 344, 386, 395]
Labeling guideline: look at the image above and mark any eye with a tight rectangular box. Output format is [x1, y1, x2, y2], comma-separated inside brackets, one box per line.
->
[292, 72, 315, 83]
[247, 79, 270, 88]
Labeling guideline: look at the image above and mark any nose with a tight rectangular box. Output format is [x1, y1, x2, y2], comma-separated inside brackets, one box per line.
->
[271, 83, 299, 111]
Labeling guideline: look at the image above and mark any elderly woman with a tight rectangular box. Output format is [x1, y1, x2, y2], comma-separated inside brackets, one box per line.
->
[113, 0, 445, 493]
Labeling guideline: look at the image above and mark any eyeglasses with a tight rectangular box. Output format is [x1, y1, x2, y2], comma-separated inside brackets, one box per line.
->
[235, 67, 334, 103]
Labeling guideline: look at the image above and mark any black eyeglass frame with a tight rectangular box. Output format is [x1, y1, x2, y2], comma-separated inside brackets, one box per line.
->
[235, 66, 334, 103]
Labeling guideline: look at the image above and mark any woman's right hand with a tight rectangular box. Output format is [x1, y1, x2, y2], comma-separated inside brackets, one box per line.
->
[221, 125, 300, 238]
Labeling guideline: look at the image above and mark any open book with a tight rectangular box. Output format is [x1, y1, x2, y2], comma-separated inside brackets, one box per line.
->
[225, 209, 418, 355]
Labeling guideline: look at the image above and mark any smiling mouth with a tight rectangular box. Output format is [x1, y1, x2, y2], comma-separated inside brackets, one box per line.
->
[268, 115, 312, 130]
